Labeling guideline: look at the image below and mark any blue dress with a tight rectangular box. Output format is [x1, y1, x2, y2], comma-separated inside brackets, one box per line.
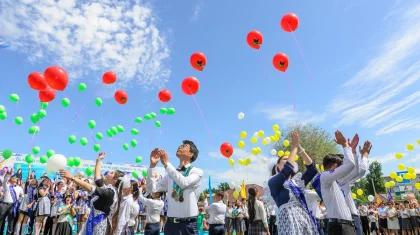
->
[267, 162, 319, 235]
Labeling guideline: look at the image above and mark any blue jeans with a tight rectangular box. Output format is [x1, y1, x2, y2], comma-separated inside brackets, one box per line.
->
[352, 215, 363, 235]
[145, 223, 161, 235]
[129, 226, 135, 235]
[209, 224, 224, 235]
[164, 220, 198, 235]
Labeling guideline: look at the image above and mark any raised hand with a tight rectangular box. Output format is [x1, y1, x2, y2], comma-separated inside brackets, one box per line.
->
[158, 150, 169, 166]
[291, 131, 300, 148]
[334, 130, 348, 147]
[348, 133, 359, 153]
[149, 148, 160, 168]
[359, 141, 372, 156]
[59, 169, 73, 180]
[97, 152, 106, 161]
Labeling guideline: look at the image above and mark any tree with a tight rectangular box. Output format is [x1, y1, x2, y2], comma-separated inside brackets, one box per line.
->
[352, 178, 369, 202]
[198, 193, 205, 202]
[365, 161, 386, 195]
[273, 123, 340, 169]
[218, 182, 230, 192]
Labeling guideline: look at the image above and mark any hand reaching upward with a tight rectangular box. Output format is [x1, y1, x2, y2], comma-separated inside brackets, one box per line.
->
[334, 130, 348, 147]
[359, 141, 372, 157]
[149, 148, 160, 168]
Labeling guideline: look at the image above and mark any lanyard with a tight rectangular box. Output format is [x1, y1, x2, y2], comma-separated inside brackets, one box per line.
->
[172, 165, 193, 198]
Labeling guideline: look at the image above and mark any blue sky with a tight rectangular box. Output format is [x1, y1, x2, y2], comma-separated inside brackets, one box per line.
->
[0, 0, 419, 189]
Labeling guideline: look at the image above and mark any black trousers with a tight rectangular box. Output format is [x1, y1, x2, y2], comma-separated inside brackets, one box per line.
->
[269, 215, 277, 235]
[164, 220, 198, 235]
[328, 220, 356, 235]
[44, 216, 54, 235]
[209, 224, 224, 235]
[360, 216, 369, 235]
[244, 218, 249, 235]
[0, 202, 16, 235]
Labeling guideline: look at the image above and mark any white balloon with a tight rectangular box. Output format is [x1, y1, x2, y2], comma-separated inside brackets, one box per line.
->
[368, 195, 374, 202]
[264, 137, 271, 143]
[238, 112, 245, 120]
[47, 154, 67, 172]
[261, 157, 268, 164]
[270, 149, 277, 156]
[253, 132, 259, 138]
[228, 182, 236, 189]
[235, 186, 241, 192]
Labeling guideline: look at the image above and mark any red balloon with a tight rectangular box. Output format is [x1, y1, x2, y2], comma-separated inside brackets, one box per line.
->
[190, 52, 207, 71]
[44, 66, 68, 91]
[220, 142, 234, 158]
[272, 53, 290, 72]
[114, 90, 128, 104]
[181, 77, 200, 95]
[103, 71, 117, 84]
[246, 30, 263, 50]
[28, 72, 48, 91]
[158, 89, 172, 102]
[39, 87, 56, 102]
[281, 13, 299, 32]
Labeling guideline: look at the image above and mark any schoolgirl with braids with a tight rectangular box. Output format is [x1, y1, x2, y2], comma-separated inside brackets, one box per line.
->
[247, 187, 269, 235]
[60, 153, 124, 235]
[114, 177, 140, 235]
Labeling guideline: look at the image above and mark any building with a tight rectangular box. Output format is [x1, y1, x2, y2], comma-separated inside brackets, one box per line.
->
[382, 170, 420, 198]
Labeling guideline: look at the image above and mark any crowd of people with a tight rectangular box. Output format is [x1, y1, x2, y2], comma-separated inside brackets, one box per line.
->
[0, 131, 415, 235]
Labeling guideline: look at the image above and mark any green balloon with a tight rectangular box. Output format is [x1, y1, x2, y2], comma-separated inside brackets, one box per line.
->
[32, 146, 40, 155]
[25, 154, 34, 164]
[135, 156, 143, 163]
[167, 108, 175, 115]
[40, 156, 48, 164]
[0, 105, 5, 113]
[94, 144, 100, 152]
[154, 121, 161, 128]
[28, 126, 40, 134]
[85, 167, 94, 176]
[106, 130, 113, 137]
[46, 150, 55, 158]
[150, 112, 157, 118]
[68, 135, 76, 144]
[135, 117, 142, 123]
[61, 98, 70, 107]
[78, 83, 87, 91]
[130, 139, 137, 147]
[144, 114, 151, 120]
[88, 120, 96, 129]
[110, 127, 118, 135]
[67, 157, 74, 167]
[95, 98, 102, 107]
[96, 132, 103, 140]
[123, 143, 129, 150]
[30, 114, 39, 123]
[80, 137, 88, 146]
[9, 94, 19, 103]
[0, 112, 7, 120]
[73, 157, 81, 167]
[131, 128, 139, 135]
[160, 108, 167, 114]
[2, 149, 12, 159]
[14, 116, 23, 125]
[116, 125, 124, 132]
[132, 171, 139, 178]
[40, 102, 49, 109]
[142, 170, 147, 177]
[38, 109, 47, 118]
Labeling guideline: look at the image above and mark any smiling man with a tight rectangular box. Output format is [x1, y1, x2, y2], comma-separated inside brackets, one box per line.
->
[146, 140, 203, 235]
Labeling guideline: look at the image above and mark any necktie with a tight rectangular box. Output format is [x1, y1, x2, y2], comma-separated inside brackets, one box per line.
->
[177, 166, 187, 172]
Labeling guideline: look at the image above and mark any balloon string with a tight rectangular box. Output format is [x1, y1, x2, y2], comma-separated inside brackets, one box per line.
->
[284, 72, 296, 111]
[72, 104, 86, 122]
[188, 86, 213, 144]
[259, 52, 269, 80]
[288, 23, 313, 85]
[30, 120, 41, 146]
[90, 130, 98, 145]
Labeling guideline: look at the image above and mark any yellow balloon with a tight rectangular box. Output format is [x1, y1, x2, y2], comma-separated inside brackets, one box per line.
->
[395, 153, 403, 159]
[251, 148, 258, 155]
[285, 151, 290, 156]
[233, 190, 239, 198]
[274, 135, 280, 141]
[274, 131, 281, 138]
[356, 189, 363, 196]
[272, 124, 280, 131]
[251, 137, 257, 144]
[320, 165, 324, 171]
[238, 141, 245, 149]
[410, 173, 417, 179]
[396, 176, 403, 182]
[384, 182, 390, 188]
[403, 173, 411, 180]
[398, 164, 405, 171]
[256, 147, 262, 153]
[238, 159, 244, 165]
[390, 172, 397, 179]
[389, 181, 395, 187]
[407, 144, 414, 151]
[269, 136, 276, 142]
[278, 150, 285, 157]
[258, 130, 264, 137]
[352, 193, 356, 199]
[283, 140, 290, 147]
[245, 158, 251, 165]
[408, 167, 415, 174]
[240, 131, 247, 139]
[228, 159, 235, 167]
[418, 139, 420, 145]
[262, 138, 269, 146]
[316, 164, 319, 169]
[295, 155, 299, 161]
[303, 160, 306, 165]
[416, 183, 420, 190]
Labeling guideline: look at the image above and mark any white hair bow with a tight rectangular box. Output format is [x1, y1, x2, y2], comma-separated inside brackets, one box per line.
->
[118, 175, 131, 189]
[267, 158, 299, 174]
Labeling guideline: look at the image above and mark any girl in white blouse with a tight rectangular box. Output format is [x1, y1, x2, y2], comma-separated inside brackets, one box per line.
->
[115, 177, 140, 235]
[225, 201, 235, 235]
[247, 187, 269, 235]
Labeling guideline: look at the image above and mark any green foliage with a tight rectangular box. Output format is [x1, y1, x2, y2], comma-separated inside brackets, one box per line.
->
[198, 193, 205, 202]
[218, 182, 230, 191]
[366, 161, 386, 195]
[273, 123, 340, 169]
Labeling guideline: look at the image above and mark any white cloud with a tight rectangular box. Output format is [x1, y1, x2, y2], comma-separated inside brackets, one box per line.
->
[328, 4, 420, 131]
[376, 117, 420, 135]
[254, 105, 326, 125]
[190, 1, 204, 21]
[370, 153, 395, 164]
[0, 0, 171, 90]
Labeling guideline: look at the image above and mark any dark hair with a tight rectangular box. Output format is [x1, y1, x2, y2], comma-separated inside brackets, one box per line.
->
[216, 192, 224, 200]
[111, 170, 125, 234]
[130, 180, 140, 201]
[183, 140, 199, 162]
[322, 154, 344, 170]
[271, 157, 297, 178]
[248, 187, 258, 222]
[65, 195, 73, 201]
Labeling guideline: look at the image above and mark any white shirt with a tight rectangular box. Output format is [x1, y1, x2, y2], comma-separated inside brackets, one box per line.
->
[129, 202, 140, 227]
[225, 207, 234, 218]
[250, 200, 268, 229]
[2, 175, 23, 203]
[320, 147, 355, 221]
[368, 215, 376, 223]
[358, 205, 368, 216]
[138, 189, 164, 224]
[400, 209, 410, 218]
[115, 194, 134, 235]
[304, 189, 321, 219]
[204, 200, 226, 224]
[147, 163, 203, 218]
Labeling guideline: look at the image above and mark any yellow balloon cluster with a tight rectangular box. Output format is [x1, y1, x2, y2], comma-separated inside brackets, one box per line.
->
[356, 189, 363, 196]
[384, 180, 396, 189]
[238, 158, 252, 166]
